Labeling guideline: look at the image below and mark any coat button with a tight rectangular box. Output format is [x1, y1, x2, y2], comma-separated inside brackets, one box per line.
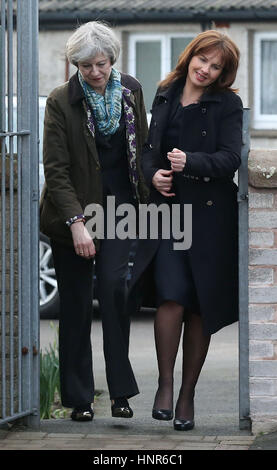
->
[153, 121, 157, 127]
[202, 130, 207, 137]
[203, 177, 210, 182]
[202, 108, 207, 114]
[149, 143, 153, 149]
[206, 200, 213, 206]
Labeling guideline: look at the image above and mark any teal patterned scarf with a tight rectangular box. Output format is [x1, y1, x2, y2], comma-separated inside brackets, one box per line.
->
[78, 68, 122, 136]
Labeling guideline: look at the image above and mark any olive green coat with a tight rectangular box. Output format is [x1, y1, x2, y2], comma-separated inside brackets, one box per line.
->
[40, 72, 149, 249]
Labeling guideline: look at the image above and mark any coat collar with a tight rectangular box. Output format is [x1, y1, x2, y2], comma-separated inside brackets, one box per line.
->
[155, 77, 223, 104]
[68, 72, 84, 104]
[200, 92, 222, 103]
[68, 71, 141, 105]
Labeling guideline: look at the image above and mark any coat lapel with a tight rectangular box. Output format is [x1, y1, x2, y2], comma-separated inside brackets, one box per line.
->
[151, 78, 185, 138]
[151, 89, 172, 134]
[82, 100, 100, 167]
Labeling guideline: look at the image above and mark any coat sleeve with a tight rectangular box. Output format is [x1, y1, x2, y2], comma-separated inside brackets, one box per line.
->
[184, 93, 243, 178]
[43, 94, 84, 223]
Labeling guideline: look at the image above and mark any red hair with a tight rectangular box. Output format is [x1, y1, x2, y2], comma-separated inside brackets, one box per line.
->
[160, 30, 240, 93]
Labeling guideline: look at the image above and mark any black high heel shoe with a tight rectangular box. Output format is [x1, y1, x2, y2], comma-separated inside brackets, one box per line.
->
[152, 386, 173, 420]
[111, 397, 133, 418]
[152, 409, 173, 421]
[173, 418, 194, 431]
[174, 393, 195, 430]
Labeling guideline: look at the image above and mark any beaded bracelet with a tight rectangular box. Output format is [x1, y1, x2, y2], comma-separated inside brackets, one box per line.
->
[65, 214, 86, 227]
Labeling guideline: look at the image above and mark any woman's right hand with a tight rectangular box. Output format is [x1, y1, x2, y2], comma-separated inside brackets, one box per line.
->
[152, 169, 175, 197]
[70, 222, 96, 258]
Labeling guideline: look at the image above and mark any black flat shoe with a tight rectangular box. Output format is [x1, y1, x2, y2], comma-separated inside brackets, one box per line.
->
[173, 418, 195, 431]
[71, 407, 94, 422]
[111, 405, 133, 418]
[152, 409, 173, 421]
[111, 398, 133, 418]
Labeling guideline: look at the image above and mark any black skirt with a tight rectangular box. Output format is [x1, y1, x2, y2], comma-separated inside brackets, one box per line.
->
[153, 237, 200, 313]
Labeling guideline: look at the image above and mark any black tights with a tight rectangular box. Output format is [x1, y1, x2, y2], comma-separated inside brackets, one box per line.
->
[153, 301, 211, 420]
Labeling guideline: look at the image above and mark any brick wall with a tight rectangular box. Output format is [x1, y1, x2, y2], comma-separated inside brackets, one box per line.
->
[249, 150, 277, 433]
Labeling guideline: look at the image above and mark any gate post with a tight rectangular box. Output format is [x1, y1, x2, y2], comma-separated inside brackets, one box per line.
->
[238, 108, 251, 430]
[17, 0, 40, 428]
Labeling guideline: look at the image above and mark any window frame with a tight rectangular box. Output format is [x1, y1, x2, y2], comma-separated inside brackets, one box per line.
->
[128, 32, 196, 118]
[129, 32, 196, 77]
[253, 32, 277, 129]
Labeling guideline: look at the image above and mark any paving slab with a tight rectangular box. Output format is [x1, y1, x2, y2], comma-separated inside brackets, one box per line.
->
[215, 445, 250, 450]
[0, 431, 257, 450]
[249, 431, 277, 450]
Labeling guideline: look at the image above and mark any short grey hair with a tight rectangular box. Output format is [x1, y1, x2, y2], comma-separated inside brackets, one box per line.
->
[66, 21, 120, 66]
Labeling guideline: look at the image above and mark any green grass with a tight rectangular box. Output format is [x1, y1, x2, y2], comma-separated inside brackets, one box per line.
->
[39, 322, 69, 419]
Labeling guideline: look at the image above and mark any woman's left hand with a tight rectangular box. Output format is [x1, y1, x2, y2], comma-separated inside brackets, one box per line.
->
[167, 148, 186, 172]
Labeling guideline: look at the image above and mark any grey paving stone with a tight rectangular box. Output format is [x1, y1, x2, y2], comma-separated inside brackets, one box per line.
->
[215, 445, 250, 450]
[6, 432, 47, 439]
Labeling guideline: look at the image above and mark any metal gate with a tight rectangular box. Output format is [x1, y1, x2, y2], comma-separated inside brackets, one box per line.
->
[0, 0, 39, 427]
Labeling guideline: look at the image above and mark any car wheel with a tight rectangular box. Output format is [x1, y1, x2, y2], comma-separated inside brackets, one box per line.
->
[39, 233, 59, 319]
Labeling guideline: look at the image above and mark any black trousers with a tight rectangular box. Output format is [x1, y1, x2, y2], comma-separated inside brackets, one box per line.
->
[51, 237, 139, 408]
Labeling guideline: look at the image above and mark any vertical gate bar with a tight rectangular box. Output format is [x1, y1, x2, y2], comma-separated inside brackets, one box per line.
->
[238, 108, 251, 430]
[1, 0, 7, 421]
[27, 0, 40, 427]
[19, 0, 32, 419]
[16, 0, 22, 414]
[7, 0, 14, 416]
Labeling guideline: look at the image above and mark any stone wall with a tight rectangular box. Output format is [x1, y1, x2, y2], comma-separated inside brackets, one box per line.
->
[248, 149, 277, 433]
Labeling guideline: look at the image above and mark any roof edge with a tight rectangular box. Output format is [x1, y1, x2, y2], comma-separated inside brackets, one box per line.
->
[39, 8, 277, 27]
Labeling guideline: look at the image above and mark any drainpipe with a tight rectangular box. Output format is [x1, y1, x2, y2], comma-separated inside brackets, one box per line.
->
[201, 21, 213, 31]
[0, 25, 4, 139]
[0, 21, 7, 156]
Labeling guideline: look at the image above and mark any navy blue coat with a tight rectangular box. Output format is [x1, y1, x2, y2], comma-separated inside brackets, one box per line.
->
[128, 78, 243, 335]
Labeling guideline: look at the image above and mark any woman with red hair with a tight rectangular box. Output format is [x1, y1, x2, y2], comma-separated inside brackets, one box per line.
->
[129, 30, 243, 431]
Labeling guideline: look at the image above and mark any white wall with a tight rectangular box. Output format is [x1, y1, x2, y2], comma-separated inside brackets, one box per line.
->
[38, 21, 277, 149]
[39, 31, 73, 96]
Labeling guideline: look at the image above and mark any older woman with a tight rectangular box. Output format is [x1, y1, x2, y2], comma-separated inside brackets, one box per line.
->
[129, 30, 243, 431]
[40, 21, 148, 421]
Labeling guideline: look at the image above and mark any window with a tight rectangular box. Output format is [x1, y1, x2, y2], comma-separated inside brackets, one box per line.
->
[254, 32, 277, 129]
[129, 33, 195, 114]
